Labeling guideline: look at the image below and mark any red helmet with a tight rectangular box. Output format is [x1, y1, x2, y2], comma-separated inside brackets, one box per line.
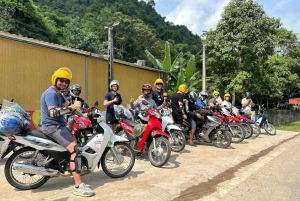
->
[142, 84, 152, 98]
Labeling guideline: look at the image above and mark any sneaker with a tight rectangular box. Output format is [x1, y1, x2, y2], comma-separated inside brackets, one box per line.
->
[73, 182, 95, 197]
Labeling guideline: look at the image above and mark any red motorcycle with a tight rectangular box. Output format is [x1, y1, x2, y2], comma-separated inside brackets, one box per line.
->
[114, 101, 171, 167]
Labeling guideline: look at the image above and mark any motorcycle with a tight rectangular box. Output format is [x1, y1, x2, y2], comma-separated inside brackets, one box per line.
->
[159, 107, 186, 152]
[114, 101, 171, 167]
[201, 106, 246, 143]
[180, 109, 232, 148]
[255, 105, 276, 135]
[0, 103, 135, 190]
[229, 107, 261, 137]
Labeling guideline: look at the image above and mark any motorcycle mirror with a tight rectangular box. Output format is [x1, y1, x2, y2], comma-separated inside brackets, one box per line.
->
[94, 101, 99, 108]
[142, 100, 148, 105]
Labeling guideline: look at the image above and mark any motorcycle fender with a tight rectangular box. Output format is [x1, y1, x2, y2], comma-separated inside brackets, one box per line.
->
[166, 125, 181, 132]
[152, 130, 169, 138]
[108, 134, 129, 147]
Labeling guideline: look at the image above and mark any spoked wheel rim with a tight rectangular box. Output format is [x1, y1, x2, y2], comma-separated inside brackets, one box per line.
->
[213, 131, 231, 147]
[264, 123, 276, 135]
[228, 124, 244, 143]
[148, 137, 171, 167]
[103, 143, 135, 176]
[10, 150, 47, 186]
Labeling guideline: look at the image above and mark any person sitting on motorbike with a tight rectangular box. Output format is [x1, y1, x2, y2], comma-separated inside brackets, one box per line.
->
[104, 80, 122, 131]
[40, 67, 93, 197]
[61, 87, 71, 100]
[221, 93, 232, 108]
[209, 90, 222, 107]
[162, 92, 171, 108]
[67, 84, 89, 109]
[196, 91, 208, 107]
[130, 84, 165, 112]
[184, 91, 203, 146]
[241, 92, 255, 120]
[152, 78, 165, 106]
[170, 84, 188, 126]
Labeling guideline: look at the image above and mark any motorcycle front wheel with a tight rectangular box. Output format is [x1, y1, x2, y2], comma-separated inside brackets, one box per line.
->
[148, 137, 171, 167]
[240, 123, 253, 139]
[169, 130, 186, 152]
[5, 147, 50, 190]
[101, 142, 135, 178]
[228, 123, 245, 143]
[263, 122, 276, 135]
[212, 130, 232, 148]
[250, 123, 261, 137]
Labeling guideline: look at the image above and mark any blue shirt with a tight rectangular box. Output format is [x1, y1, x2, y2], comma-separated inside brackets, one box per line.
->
[104, 92, 122, 114]
[41, 87, 66, 126]
[196, 99, 206, 107]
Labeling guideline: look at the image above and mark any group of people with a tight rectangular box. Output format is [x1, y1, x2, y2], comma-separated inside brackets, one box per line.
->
[40, 67, 260, 197]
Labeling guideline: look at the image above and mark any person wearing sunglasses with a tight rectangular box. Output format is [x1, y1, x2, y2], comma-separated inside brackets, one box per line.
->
[40, 67, 94, 197]
[152, 78, 165, 106]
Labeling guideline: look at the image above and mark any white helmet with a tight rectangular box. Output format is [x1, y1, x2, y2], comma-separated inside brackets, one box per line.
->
[199, 91, 208, 100]
[110, 80, 119, 90]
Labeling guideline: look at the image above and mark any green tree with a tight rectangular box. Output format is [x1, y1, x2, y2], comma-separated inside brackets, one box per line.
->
[205, 0, 280, 104]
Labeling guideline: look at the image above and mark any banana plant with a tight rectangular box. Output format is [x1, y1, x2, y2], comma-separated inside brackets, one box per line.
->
[146, 41, 201, 95]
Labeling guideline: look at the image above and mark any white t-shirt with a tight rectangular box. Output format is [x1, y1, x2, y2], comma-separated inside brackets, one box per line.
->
[222, 100, 232, 108]
[241, 98, 251, 112]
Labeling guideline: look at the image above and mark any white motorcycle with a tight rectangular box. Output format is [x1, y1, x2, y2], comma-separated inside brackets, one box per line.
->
[0, 108, 135, 190]
[159, 108, 186, 152]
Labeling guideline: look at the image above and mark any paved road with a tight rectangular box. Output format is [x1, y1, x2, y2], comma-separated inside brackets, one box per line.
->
[199, 131, 300, 201]
[0, 130, 299, 201]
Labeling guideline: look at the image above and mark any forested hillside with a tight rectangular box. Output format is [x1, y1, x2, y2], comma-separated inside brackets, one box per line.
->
[0, 0, 202, 64]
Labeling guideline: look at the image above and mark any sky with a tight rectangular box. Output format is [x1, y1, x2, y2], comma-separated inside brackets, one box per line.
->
[152, 0, 300, 37]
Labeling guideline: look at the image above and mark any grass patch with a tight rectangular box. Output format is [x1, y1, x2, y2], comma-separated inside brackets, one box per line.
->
[275, 121, 300, 132]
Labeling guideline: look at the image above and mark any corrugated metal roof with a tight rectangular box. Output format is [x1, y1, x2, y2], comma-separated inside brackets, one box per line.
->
[0, 31, 165, 73]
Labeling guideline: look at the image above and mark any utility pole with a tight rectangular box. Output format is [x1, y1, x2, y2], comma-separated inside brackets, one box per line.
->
[105, 22, 119, 91]
[202, 44, 207, 92]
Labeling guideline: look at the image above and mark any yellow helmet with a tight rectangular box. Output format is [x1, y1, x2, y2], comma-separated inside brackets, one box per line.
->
[154, 78, 164, 86]
[51, 67, 72, 85]
[212, 90, 220, 97]
[224, 93, 231, 99]
[178, 84, 187, 93]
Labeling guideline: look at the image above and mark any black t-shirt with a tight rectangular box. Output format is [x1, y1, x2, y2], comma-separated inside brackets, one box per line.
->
[184, 100, 197, 116]
[66, 96, 85, 107]
[171, 92, 184, 111]
[151, 90, 163, 106]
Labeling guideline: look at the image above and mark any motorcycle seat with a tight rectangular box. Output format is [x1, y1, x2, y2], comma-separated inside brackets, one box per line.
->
[26, 130, 58, 143]
[123, 119, 138, 128]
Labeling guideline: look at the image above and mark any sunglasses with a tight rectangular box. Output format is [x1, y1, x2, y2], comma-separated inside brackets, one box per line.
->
[214, 94, 219, 96]
[58, 78, 70, 85]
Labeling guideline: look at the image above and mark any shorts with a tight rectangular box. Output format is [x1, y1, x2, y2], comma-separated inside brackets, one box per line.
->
[106, 112, 118, 124]
[41, 125, 74, 148]
[172, 110, 183, 124]
[187, 116, 196, 130]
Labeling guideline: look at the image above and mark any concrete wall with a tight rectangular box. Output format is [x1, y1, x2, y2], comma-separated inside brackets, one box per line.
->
[265, 110, 300, 125]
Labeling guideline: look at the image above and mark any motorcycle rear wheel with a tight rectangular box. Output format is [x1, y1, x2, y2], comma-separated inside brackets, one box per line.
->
[148, 137, 171, 167]
[212, 130, 232, 148]
[169, 130, 186, 152]
[5, 147, 50, 190]
[228, 123, 245, 143]
[263, 122, 276, 135]
[101, 142, 135, 178]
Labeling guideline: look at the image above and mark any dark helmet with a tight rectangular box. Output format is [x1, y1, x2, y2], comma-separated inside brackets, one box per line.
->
[61, 87, 70, 93]
[70, 84, 82, 97]
[188, 91, 198, 102]
[142, 84, 152, 98]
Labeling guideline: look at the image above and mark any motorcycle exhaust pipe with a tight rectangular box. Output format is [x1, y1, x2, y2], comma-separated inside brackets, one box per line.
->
[13, 163, 60, 176]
